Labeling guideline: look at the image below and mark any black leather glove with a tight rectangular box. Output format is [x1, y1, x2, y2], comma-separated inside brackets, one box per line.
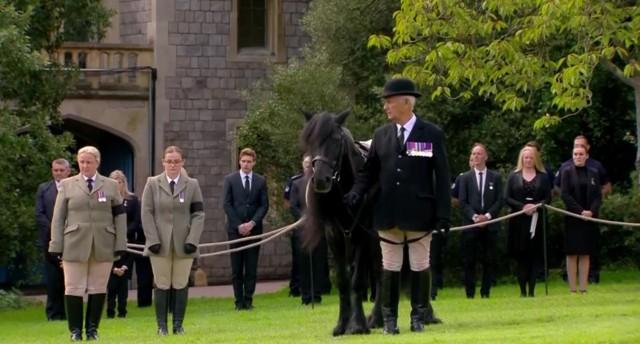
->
[114, 250, 127, 257]
[148, 244, 161, 254]
[184, 243, 197, 254]
[48, 252, 62, 264]
[436, 219, 450, 235]
[342, 191, 361, 208]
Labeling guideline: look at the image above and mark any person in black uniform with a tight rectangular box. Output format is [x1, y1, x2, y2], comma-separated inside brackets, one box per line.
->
[284, 169, 303, 297]
[35, 158, 71, 321]
[345, 78, 450, 334]
[290, 156, 329, 304]
[117, 171, 154, 308]
[458, 143, 503, 299]
[555, 135, 609, 283]
[505, 147, 551, 297]
[560, 145, 602, 293]
[105, 170, 138, 318]
[223, 148, 269, 310]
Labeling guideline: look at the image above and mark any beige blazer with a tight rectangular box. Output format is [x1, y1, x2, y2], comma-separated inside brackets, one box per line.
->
[49, 174, 127, 262]
[141, 171, 205, 257]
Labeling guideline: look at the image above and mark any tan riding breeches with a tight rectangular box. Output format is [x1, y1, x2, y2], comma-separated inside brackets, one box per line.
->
[63, 258, 112, 296]
[379, 228, 432, 272]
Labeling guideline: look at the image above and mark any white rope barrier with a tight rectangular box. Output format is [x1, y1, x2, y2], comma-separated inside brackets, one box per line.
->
[125, 199, 640, 257]
[446, 203, 544, 232]
[544, 204, 640, 227]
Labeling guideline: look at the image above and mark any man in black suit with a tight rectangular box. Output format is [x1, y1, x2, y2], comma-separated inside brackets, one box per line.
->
[458, 143, 503, 298]
[35, 158, 71, 321]
[345, 78, 451, 335]
[223, 148, 269, 310]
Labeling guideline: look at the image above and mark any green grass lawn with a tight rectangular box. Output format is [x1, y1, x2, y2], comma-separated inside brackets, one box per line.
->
[1, 270, 639, 343]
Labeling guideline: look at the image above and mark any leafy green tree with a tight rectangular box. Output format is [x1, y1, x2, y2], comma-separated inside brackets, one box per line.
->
[10, 0, 114, 54]
[0, 1, 112, 285]
[369, 0, 640, 182]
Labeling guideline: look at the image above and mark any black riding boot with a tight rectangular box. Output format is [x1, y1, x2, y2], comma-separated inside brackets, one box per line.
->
[155, 289, 169, 335]
[424, 268, 443, 325]
[380, 270, 400, 335]
[85, 293, 105, 340]
[172, 287, 188, 335]
[410, 270, 427, 332]
[65, 295, 83, 341]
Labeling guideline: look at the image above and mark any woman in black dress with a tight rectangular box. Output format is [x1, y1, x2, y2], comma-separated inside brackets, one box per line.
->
[560, 145, 601, 293]
[505, 146, 551, 297]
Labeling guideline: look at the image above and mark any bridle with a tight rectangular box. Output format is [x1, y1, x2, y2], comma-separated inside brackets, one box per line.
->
[311, 129, 346, 184]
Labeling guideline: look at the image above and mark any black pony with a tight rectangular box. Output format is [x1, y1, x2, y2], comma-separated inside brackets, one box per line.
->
[299, 110, 382, 336]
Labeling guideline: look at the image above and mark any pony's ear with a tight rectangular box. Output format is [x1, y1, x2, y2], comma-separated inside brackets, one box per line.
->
[301, 110, 314, 121]
[335, 110, 351, 126]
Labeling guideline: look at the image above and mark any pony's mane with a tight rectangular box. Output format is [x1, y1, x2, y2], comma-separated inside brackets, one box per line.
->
[300, 112, 340, 153]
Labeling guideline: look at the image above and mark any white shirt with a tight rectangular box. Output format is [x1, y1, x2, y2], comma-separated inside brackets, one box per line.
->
[395, 114, 417, 144]
[240, 171, 253, 190]
[473, 167, 491, 220]
[82, 174, 97, 182]
[166, 175, 180, 185]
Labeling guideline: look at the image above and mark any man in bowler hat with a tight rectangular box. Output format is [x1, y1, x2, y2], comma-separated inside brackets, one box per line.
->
[345, 78, 451, 334]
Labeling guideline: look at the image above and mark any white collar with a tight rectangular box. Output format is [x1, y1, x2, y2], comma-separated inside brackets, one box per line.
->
[166, 175, 180, 184]
[396, 114, 417, 138]
[82, 174, 97, 181]
[474, 168, 487, 175]
[240, 171, 253, 180]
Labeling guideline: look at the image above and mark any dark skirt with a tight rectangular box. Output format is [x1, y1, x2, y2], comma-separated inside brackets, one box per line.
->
[564, 217, 599, 255]
[507, 213, 544, 259]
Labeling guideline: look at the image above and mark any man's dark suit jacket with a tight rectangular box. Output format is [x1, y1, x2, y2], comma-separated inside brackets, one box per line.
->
[223, 171, 269, 236]
[458, 169, 503, 231]
[36, 180, 58, 255]
[352, 115, 451, 232]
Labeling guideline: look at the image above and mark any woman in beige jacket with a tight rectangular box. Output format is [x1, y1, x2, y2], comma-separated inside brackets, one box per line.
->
[142, 146, 205, 336]
[49, 146, 127, 341]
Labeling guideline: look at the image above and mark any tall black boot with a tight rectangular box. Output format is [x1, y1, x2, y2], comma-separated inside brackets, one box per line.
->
[410, 270, 427, 332]
[380, 270, 400, 335]
[424, 268, 443, 325]
[85, 293, 105, 341]
[155, 289, 169, 335]
[65, 295, 83, 341]
[172, 287, 189, 335]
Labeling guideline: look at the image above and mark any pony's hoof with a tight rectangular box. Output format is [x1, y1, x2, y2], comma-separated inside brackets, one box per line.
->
[346, 325, 370, 335]
[332, 326, 346, 337]
[367, 315, 383, 329]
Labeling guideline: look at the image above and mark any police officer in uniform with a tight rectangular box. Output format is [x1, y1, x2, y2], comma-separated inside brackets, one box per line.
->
[345, 78, 451, 334]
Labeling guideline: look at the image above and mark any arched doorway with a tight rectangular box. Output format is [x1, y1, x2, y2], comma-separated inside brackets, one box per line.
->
[62, 118, 136, 191]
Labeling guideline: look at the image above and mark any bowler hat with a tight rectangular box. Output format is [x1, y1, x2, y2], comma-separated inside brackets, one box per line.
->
[381, 78, 421, 98]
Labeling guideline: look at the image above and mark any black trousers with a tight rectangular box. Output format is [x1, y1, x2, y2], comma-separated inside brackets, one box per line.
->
[44, 260, 66, 320]
[133, 255, 154, 307]
[430, 233, 447, 293]
[107, 274, 129, 316]
[230, 237, 260, 307]
[289, 233, 300, 294]
[297, 233, 327, 303]
[462, 229, 496, 297]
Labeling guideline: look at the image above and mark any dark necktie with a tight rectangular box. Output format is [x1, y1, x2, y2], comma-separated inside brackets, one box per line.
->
[244, 175, 250, 193]
[87, 178, 93, 193]
[478, 172, 484, 208]
[397, 126, 405, 152]
[170, 180, 175, 195]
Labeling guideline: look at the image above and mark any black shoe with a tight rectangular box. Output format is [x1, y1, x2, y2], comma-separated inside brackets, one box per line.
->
[157, 327, 168, 336]
[289, 289, 300, 297]
[70, 329, 82, 341]
[410, 321, 424, 332]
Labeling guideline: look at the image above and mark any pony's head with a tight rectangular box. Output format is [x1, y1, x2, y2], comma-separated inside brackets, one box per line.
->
[300, 110, 350, 193]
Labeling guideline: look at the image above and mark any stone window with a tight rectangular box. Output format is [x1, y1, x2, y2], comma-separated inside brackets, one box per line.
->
[228, 0, 286, 63]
